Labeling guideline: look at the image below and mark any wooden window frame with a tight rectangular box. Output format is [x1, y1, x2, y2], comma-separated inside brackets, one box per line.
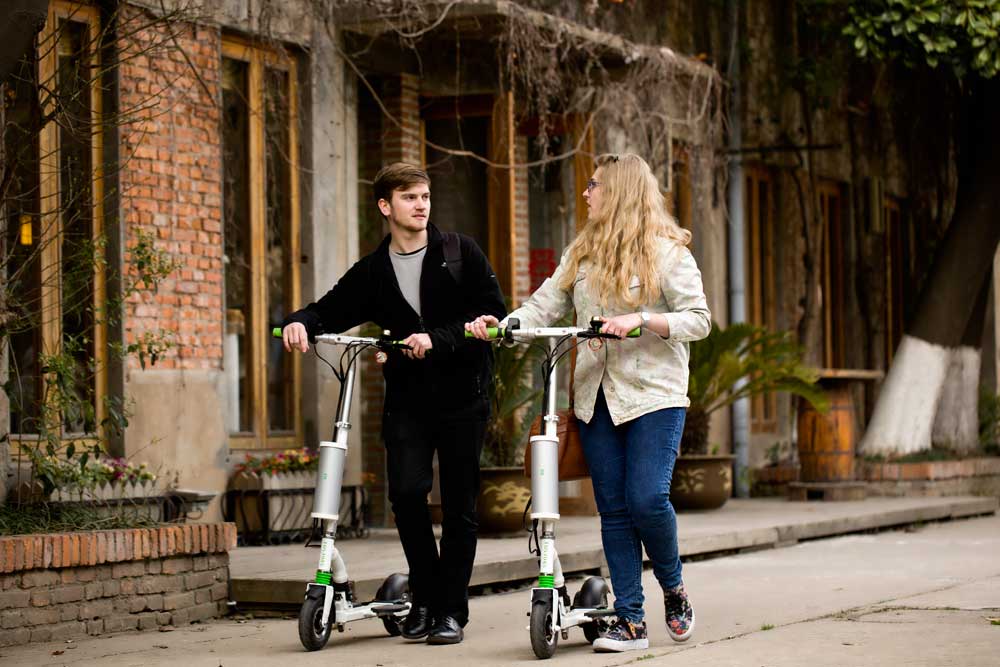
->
[745, 165, 777, 432]
[222, 38, 302, 450]
[9, 1, 107, 448]
[670, 142, 692, 231]
[819, 180, 847, 369]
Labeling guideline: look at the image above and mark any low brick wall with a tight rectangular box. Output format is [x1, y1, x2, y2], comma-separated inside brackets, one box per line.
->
[860, 457, 1000, 498]
[0, 523, 237, 647]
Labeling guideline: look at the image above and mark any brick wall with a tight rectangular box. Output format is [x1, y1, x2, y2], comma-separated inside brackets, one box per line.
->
[381, 74, 422, 166]
[0, 524, 236, 647]
[118, 5, 224, 370]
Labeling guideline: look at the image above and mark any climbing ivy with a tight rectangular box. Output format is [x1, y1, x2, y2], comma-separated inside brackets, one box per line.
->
[844, 0, 1000, 78]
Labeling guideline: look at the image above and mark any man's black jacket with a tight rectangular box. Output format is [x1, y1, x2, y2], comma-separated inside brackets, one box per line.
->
[282, 224, 507, 411]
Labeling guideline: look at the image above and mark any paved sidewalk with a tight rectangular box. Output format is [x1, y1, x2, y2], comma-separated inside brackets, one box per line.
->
[4, 512, 999, 666]
[230, 495, 998, 605]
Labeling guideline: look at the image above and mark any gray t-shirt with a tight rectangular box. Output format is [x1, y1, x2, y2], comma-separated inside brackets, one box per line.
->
[389, 246, 427, 316]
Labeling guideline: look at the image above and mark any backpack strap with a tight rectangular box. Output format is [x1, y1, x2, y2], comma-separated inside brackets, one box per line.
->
[442, 232, 463, 285]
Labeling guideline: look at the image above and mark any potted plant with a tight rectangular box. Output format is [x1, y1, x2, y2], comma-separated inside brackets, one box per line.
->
[674, 323, 827, 510]
[477, 341, 544, 534]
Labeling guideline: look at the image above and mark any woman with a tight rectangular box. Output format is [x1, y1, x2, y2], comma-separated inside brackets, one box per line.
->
[466, 153, 710, 653]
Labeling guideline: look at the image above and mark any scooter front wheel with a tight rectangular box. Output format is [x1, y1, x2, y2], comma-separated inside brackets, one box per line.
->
[530, 598, 558, 659]
[299, 589, 333, 651]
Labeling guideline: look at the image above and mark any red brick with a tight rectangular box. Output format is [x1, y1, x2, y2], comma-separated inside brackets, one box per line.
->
[70, 535, 81, 567]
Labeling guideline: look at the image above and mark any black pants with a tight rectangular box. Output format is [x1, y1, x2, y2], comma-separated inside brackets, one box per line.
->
[383, 403, 486, 626]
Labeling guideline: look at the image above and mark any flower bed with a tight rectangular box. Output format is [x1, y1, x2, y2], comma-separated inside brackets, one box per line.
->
[13, 457, 165, 524]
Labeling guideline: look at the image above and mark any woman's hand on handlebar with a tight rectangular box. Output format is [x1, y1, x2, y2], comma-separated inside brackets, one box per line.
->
[596, 313, 642, 339]
[465, 314, 500, 340]
[282, 323, 309, 353]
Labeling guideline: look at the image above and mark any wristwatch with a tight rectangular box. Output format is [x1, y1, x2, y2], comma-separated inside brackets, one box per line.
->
[639, 311, 651, 329]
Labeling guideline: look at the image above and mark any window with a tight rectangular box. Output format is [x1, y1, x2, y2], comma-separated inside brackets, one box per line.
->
[745, 166, 777, 432]
[884, 196, 905, 364]
[819, 181, 847, 369]
[221, 39, 301, 449]
[4, 2, 106, 441]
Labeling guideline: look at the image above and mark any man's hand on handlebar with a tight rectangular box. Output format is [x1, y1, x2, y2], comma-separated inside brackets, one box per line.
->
[283, 322, 310, 353]
[401, 333, 432, 360]
[464, 315, 500, 340]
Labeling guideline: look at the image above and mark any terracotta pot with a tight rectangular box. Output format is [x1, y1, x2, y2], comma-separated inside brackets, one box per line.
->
[477, 466, 532, 535]
[670, 455, 734, 511]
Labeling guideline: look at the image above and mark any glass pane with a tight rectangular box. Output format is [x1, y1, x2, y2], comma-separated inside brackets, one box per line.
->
[4, 52, 43, 434]
[222, 57, 253, 433]
[424, 116, 489, 248]
[265, 67, 294, 433]
[57, 19, 97, 434]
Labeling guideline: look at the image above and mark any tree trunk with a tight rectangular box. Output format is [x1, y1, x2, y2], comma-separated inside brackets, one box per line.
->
[860, 80, 1000, 456]
[931, 275, 991, 453]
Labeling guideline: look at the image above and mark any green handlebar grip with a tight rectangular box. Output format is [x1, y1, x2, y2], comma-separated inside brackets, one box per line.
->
[626, 327, 642, 337]
[463, 327, 501, 339]
[272, 327, 282, 338]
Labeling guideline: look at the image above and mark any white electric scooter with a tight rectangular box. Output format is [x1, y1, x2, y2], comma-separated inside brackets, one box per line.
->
[273, 327, 413, 651]
[469, 317, 640, 659]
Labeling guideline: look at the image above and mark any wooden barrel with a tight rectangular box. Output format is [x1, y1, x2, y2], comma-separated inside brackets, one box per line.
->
[797, 385, 855, 482]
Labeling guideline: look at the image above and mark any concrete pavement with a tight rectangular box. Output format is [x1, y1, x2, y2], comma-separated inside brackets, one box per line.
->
[230, 495, 998, 604]
[3, 511, 998, 666]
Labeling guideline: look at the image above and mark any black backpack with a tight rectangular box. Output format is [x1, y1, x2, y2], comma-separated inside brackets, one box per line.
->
[442, 231, 463, 285]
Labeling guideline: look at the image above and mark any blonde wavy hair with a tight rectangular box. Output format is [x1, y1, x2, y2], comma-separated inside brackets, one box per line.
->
[558, 153, 691, 308]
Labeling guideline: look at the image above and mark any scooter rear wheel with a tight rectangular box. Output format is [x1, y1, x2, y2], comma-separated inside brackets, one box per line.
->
[574, 576, 610, 644]
[299, 589, 333, 651]
[530, 598, 558, 659]
[375, 573, 410, 636]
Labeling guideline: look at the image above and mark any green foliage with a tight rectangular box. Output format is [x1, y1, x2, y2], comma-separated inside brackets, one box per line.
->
[844, 0, 1000, 78]
[684, 323, 828, 455]
[978, 384, 1000, 453]
[481, 341, 545, 468]
[4, 228, 178, 498]
[0, 502, 159, 536]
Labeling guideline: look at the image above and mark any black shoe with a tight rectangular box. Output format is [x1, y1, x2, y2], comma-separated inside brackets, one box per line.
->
[401, 605, 434, 640]
[426, 615, 463, 645]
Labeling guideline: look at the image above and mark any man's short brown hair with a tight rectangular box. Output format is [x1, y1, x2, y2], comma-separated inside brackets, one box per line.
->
[373, 162, 431, 205]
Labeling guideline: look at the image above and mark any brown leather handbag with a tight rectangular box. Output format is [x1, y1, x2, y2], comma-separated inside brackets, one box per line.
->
[524, 409, 590, 481]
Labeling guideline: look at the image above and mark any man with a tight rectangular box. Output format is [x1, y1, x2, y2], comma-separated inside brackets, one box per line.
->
[281, 162, 506, 645]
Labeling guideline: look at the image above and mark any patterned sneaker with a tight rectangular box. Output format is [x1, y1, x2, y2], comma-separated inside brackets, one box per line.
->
[592, 618, 649, 653]
[664, 584, 695, 642]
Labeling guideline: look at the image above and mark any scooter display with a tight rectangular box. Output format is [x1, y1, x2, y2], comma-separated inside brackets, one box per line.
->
[468, 317, 640, 659]
[272, 327, 413, 651]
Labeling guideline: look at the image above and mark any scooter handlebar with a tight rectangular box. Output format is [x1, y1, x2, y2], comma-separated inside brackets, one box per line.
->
[462, 324, 640, 339]
[273, 327, 411, 349]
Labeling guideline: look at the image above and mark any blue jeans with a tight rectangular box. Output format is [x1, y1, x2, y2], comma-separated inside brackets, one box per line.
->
[579, 387, 685, 623]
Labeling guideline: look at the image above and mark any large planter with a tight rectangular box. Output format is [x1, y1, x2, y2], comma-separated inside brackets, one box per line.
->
[477, 466, 532, 535]
[228, 470, 315, 539]
[671, 455, 734, 511]
[14, 479, 166, 522]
